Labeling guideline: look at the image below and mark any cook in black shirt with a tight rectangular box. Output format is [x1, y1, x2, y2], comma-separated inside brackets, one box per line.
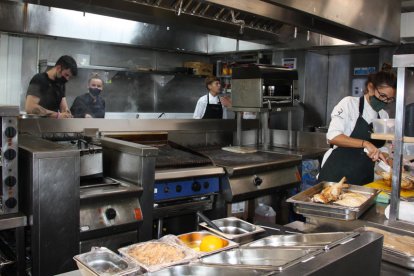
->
[25, 55, 77, 118]
[70, 73, 106, 118]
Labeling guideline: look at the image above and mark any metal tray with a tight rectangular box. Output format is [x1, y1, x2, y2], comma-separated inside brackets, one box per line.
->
[199, 247, 322, 271]
[199, 217, 265, 241]
[286, 182, 380, 220]
[73, 247, 144, 276]
[357, 226, 414, 270]
[244, 232, 359, 250]
[177, 231, 238, 256]
[145, 264, 268, 276]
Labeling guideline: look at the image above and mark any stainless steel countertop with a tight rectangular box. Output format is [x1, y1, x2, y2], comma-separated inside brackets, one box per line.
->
[0, 212, 27, 230]
[257, 144, 328, 159]
[303, 203, 414, 275]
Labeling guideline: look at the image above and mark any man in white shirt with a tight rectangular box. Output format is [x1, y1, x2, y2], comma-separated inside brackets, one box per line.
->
[193, 76, 232, 119]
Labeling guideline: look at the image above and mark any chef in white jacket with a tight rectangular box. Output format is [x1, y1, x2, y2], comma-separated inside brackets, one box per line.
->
[193, 76, 232, 119]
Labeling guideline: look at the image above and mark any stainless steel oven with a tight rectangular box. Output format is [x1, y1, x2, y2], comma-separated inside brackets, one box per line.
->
[231, 64, 298, 108]
[0, 106, 19, 215]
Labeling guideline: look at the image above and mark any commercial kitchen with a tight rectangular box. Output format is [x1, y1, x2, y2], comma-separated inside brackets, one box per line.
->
[1, 0, 414, 275]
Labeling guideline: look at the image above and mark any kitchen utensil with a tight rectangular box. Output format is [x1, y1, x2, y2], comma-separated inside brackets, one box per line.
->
[196, 211, 223, 233]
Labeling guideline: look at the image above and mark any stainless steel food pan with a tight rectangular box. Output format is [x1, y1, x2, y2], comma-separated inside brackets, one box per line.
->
[177, 231, 238, 256]
[146, 264, 267, 276]
[73, 247, 143, 276]
[286, 182, 380, 220]
[199, 247, 321, 271]
[244, 232, 359, 250]
[357, 226, 414, 270]
[199, 217, 265, 241]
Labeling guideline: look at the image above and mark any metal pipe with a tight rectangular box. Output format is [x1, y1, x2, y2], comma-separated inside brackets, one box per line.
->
[200, 4, 210, 15]
[183, 0, 193, 11]
[214, 7, 225, 19]
[389, 67, 406, 221]
[236, 111, 242, 146]
[157, 218, 163, 239]
[191, 2, 202, 14]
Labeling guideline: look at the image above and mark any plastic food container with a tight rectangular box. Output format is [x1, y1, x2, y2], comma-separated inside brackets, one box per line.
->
[372, 119, 395, 134]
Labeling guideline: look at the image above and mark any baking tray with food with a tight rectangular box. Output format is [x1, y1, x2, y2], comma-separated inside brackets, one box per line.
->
[243, 232, 359, 251]
[118, 235, 198, 272]
[357, 226, 414, 270]
[177, 231, 238, 256]
[286, 181, 380, 220]
[73, 247, 145, 276]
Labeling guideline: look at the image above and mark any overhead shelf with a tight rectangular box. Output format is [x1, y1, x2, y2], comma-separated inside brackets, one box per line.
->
[371, 133, 414, 143]
[44, 62, 204, 77]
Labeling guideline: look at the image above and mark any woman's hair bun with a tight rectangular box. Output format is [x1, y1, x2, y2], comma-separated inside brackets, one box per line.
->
[381, 62, 393, 72]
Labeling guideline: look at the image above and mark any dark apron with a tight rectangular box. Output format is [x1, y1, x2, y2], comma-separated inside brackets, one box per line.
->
[318, 96, 385, 185]
[202, 93, 223, 119]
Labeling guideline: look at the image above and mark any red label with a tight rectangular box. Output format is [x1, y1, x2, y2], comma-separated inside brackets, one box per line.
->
[134, 208, 143, 220]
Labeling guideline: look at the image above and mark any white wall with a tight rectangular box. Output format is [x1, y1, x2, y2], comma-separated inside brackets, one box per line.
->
[0, 34, 23, 106]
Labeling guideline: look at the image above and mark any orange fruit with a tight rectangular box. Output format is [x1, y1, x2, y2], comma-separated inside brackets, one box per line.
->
[199, 235, 224, 252]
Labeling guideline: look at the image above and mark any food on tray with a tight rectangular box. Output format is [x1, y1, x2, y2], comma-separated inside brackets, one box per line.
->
[312, 183, 349, 204]
[381, 171, 414, 190]
[364, 227, 414, 256]
[127, 242, 185, 266]
[334, 192, 367, 207]
[199, 235, 224, 252]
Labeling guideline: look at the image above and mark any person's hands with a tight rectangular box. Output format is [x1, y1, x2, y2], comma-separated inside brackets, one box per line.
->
[85, 114, 92, 118]
[59, 111, 73, 118]
[220, 96, 232, 108]
[364, 141, 387, 162]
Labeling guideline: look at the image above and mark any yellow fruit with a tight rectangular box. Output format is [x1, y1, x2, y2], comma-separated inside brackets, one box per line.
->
[199, 235, 224, 252]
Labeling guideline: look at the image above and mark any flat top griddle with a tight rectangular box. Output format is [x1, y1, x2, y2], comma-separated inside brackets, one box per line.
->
[194, 147, 301, 176]
[154, 144, 212, 169]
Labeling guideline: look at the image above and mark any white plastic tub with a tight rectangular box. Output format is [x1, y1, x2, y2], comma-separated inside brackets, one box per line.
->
[372, 119, 395, 134]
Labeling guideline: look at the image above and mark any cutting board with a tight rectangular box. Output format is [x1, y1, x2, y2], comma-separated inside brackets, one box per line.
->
[365, 179, 414, 198]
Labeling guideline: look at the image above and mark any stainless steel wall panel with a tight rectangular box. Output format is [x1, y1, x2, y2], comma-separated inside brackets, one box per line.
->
[0, 1, 25, 33]
[303, 52, 329, 127]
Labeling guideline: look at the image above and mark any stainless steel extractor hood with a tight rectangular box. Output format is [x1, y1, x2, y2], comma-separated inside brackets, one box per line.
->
[22, 0, 400, 46]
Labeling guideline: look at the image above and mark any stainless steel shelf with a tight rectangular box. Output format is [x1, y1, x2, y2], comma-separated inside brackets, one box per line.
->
[0, 213, 27, 231]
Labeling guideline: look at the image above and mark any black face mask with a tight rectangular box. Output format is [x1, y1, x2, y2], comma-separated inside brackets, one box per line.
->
[369, 95, 387, 112]
[57, 77, 68, 84]
[89, 88, 102, 97]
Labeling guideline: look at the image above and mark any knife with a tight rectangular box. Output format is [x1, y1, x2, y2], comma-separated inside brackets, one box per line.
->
[364, 148, 391, 172]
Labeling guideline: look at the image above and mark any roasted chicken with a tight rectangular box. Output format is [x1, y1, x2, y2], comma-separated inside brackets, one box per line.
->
[334, 192, 367, 207]
[312, 183, 349, 204]
[381, 171, 414, 190]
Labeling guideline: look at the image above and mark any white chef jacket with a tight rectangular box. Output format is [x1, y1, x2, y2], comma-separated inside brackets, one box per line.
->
[193, 93, 228, 119]
[321, 96, 389, 167]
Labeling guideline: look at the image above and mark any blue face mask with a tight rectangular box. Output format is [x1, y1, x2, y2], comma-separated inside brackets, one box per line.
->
[369, 95, 387, 112]
[89, 88, 102, 97]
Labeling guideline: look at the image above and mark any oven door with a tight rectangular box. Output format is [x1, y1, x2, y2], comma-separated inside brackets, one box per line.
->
[263, 79, 297, 105]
